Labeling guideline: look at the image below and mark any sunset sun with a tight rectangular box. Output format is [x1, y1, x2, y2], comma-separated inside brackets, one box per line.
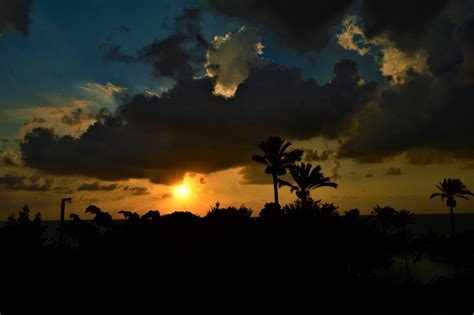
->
[174, 185, 190, 199]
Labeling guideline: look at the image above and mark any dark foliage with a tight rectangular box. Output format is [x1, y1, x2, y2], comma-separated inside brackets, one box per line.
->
[1, 201, 472, 315]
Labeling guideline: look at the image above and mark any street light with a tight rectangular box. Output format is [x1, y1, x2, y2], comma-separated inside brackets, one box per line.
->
[59, 197, 72, 247]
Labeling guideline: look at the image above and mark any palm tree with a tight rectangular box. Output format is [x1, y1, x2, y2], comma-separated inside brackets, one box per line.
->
[369, 205, 397, 235]
[394, 210, 415, 235]
[278, 162, 337, 210]
[252, 136, 303, 205]
[430, 178, 473, 237]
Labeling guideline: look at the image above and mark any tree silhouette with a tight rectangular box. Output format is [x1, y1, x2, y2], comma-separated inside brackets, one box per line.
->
[141, 210, 161, 222]
[85, 205, 113, 228]
[369, 205, 397, 235]
[4, 205, 45, 249]
[252, 136, 303, 205]
[258, 202, 284, 219]
[278, 162, 337, 210]
[394, 210, 415, 235]
[344, 209, 360, 223]
[119, 210, 140, 222]
[430, 178, 473, 237]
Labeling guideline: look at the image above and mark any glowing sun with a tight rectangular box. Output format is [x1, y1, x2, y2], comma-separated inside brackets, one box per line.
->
[174, 185, 190, 199]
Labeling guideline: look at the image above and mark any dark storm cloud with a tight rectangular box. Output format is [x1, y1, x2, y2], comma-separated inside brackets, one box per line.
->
[338, 11, 474, 164]
[20, 59, 377, 185]
[339, 70, 474, 163]
[358, 0, 451, 50]
[0, 0, 32, 36]
[457, 15, 474, 83]
[101, 8, 208, 80]
[139, 8, 209, 79]
[0, 173, 54, 191]
[77, 181, 119, 192]
[208, 0, 354, 54]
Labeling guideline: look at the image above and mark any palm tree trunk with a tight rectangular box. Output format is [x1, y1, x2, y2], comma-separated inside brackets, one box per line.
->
[272, 173, 279, 205]
[301, 193, 307, 211]
[450, 205, 455, 238]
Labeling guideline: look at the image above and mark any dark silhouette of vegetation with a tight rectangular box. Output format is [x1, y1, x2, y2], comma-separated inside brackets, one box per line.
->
[252, 136, 303, 205]
[3, 205, 45, 249]
[395, 210, 415, 235]
[344, 208, 361, 222]
[279, 162, 337, 210]
[430, 178, 473, 237]
[0, 201, 473, 314]
[258, 202, 284, 219]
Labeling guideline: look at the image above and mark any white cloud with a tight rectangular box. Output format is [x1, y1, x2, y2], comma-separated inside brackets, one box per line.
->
[206, 26, 270, 97]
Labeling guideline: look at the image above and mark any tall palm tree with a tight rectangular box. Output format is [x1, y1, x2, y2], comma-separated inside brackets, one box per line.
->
[278, 162, 337, 210]
[430, 178, 473, 237]
[252, 136, 303, 205]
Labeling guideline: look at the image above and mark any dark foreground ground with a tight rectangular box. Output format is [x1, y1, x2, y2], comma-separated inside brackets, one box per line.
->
[0, 205, 473, 314]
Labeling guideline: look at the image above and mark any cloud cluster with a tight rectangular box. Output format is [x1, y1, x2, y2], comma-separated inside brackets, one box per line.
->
[123, 185, 150, 196]
[0, 173, 54, 192]
[337, 16, 430, 84]
[339, 68, 474, 163]
[336, 9, 474, 164]
[139, 8, 209, 80]
[358, 0, 451, 51]
[208, 1, 469, 58]
[101, 8, 210, 86]
[77, 181, 119, 192]
[11, 90, 123, 138]
[0, 0, 32, 36]
[208, 0, 353, 54]
[1, 149, 19, 167]
[15, 4, 474, 188]
[20, 59, 376, 185]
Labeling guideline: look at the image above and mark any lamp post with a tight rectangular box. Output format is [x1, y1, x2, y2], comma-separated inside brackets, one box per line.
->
[59, 197, 72, 247]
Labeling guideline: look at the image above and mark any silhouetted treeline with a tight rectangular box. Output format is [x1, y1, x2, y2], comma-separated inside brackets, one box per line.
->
[1, 202, 473, 315]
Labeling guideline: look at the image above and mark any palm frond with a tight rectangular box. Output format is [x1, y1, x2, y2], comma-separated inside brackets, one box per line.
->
[252, 154, 268, 165]
[278, 179, 298, 192]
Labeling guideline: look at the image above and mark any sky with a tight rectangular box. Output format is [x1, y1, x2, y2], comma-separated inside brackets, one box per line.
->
[1, 0, 474, 219]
